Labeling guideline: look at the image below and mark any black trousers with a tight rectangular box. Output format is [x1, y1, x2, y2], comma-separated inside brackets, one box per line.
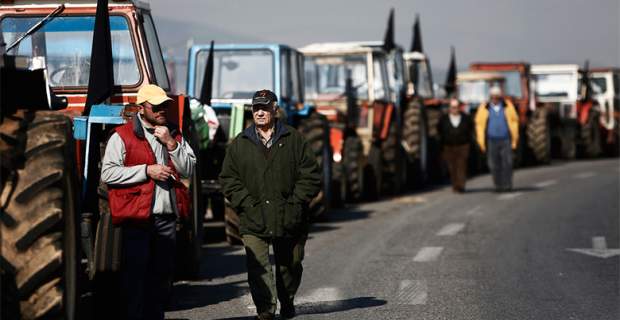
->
[120, 214, 176, 320]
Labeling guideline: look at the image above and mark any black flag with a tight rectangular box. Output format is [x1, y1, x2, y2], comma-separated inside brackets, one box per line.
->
[199, 40, 215, 105]
[382, 8, 395, 52]
[444, 46, 457, 97]
[85, 0, 113, 114]
[410, 14, 423, 53]
[579, 60, 592, 102]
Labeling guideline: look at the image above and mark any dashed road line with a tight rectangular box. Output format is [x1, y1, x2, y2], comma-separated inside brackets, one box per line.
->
[413, 247, 444, 262]
[436, 223, 466, 236]
[534, 179, 557, 188]
[573, 172, 596, 179]
[497, 192, 523, 200]
[466, 205, 482, 216]
[396, 280, 428, 305]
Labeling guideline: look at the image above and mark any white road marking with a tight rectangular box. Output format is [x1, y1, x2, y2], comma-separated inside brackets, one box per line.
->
[242, 292, 256, 310]
[534, 179, 557, 188]
[497, 192, 523, 200]
[465, 205, 482, 216]
[396, 280, 428, 305]
[567, 236, 620, 259]
[436, 223, 466, 236]
[297, 287, 343, 304]
[413, 247, 444, 262]
[573, 172, 596, 179]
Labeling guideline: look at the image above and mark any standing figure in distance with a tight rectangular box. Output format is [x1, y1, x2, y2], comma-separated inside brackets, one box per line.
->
[474, 86, 519, 192]
[438, 98, 474, 193]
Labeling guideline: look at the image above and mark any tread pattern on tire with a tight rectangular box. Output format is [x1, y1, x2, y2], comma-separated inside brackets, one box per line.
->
[1, 111, 77, 319]
[580, 108, 602, 158]
[297, 112, 331, 218]
[342, 135, 364, 202]
[526, 108, 551, 164]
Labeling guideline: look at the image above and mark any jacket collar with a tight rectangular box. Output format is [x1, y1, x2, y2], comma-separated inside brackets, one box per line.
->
[485, 99, 508, 110]
[133, 114, 179, 140]
[242, 120, 289, 146]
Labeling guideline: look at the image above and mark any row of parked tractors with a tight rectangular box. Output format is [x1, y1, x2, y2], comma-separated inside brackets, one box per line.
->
[0, 1, 618, 319]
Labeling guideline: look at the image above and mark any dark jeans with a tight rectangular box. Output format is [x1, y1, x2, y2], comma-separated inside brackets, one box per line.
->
[242, 234, 307, 315]
[442, 143, 470, 191]
[120, 214, 176, 320]
[487, 138, 513, 191]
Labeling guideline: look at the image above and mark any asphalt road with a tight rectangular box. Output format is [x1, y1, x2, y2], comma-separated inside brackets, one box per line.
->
[166, 159, 620, 320]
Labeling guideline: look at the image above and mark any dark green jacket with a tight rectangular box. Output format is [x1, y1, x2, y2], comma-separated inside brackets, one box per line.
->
[219, 121, 321, 238]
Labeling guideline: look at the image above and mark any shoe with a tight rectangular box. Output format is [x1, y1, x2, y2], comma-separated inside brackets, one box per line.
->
[280, 304, 296, 319]
[255, 312, 274, 320]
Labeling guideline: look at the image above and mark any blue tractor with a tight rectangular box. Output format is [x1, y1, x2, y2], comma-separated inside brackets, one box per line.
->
[187, 43, 332, 244]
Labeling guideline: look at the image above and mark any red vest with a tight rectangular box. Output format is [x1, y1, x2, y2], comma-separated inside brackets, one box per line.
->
[107, 119, 190, 224]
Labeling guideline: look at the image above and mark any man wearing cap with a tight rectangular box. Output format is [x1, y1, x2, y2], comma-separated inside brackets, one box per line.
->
[220, 89, 320, 320]
[101, 84, 195, 320]
[474, 86, 519, 192]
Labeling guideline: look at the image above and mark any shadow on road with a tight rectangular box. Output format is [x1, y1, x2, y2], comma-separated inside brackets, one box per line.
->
[296, 297, 387, 315]
[464, 186, 541, 194]
[168, 279, 247, 312]
[316, 209, 373, 224]
[208, 297, 387, 320]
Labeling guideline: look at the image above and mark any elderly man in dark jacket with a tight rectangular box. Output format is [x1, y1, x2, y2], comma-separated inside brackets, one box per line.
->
[438, 98, 474, 193]
[220, 90, 321, 320]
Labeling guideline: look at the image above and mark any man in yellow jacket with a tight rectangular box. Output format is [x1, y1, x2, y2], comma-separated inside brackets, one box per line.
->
[474, 86, 519, 192]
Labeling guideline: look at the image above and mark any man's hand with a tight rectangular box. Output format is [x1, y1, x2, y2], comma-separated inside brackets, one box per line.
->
[147, 164, 175, 181]
[153, 126, 178, 151]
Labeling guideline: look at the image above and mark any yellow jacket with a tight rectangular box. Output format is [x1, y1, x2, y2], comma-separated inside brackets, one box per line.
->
[474, 99, 519, 152]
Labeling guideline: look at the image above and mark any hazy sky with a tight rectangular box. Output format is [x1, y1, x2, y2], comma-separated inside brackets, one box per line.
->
[149, 0, 619, 80]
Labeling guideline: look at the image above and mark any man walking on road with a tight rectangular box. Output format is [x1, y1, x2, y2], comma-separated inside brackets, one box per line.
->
[220, 89, 321, 320]
[475, 86, 519, 192]
[438, 98, 474, 193]
[101, 84, 196, 320]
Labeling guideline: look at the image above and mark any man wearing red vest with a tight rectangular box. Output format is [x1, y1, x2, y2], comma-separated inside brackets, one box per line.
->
[101, 84, 195, 320]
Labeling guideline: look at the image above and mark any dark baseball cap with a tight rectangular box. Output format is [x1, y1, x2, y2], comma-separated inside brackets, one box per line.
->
[252, 89, 278, 106]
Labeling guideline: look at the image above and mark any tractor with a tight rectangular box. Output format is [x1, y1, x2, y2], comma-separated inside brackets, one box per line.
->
[530, 64, 602, 159]
[469, 62, 551, 165]
[300, 41, 410, 203]
[590, 67, 620, 156]
[0, 1, 203, 319]
[186, 43, 332, 245]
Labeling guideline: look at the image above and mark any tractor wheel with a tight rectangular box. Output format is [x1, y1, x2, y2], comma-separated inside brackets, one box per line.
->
[424, 107, 444, 182]
[366, 144, 382, 201]
[297, 112, 332, 220]
[0, 111, 79, 320]
[560, 121, 577, 160]
[580, 108, 602, 158]
[224, 203, 242, 246]
[526, 108, 551, 164]
[380, 121, 407, 196]
[342, 135, 364, 202]
[402, 100, 429, 187]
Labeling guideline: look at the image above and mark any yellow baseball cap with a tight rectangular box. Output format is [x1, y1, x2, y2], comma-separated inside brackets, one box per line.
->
[136, 84, 172, 105]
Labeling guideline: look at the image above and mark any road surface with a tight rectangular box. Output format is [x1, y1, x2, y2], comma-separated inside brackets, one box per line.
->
[167, 159, 620, 320]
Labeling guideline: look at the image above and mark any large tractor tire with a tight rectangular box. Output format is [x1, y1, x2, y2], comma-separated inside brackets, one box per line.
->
[424, 107, 445, 183]
[560, 120, 577, 160]
[402, 100, 429, 187]
[224, 203, 242, 246]
[526, 108, 551, 164]
[341, 135, 364, 202]
[0, 111, 79, 320]
[580, 108, 602, 158]
[380, 121, 407, 196]
[297, 112, 332, 220]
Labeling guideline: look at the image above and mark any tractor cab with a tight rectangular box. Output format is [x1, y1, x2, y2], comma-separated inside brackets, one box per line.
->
[301, 41, 396, 153]
[456, 71, 506, 114]
[0, 0, 171, 112]
[403, 51, 435, 99]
